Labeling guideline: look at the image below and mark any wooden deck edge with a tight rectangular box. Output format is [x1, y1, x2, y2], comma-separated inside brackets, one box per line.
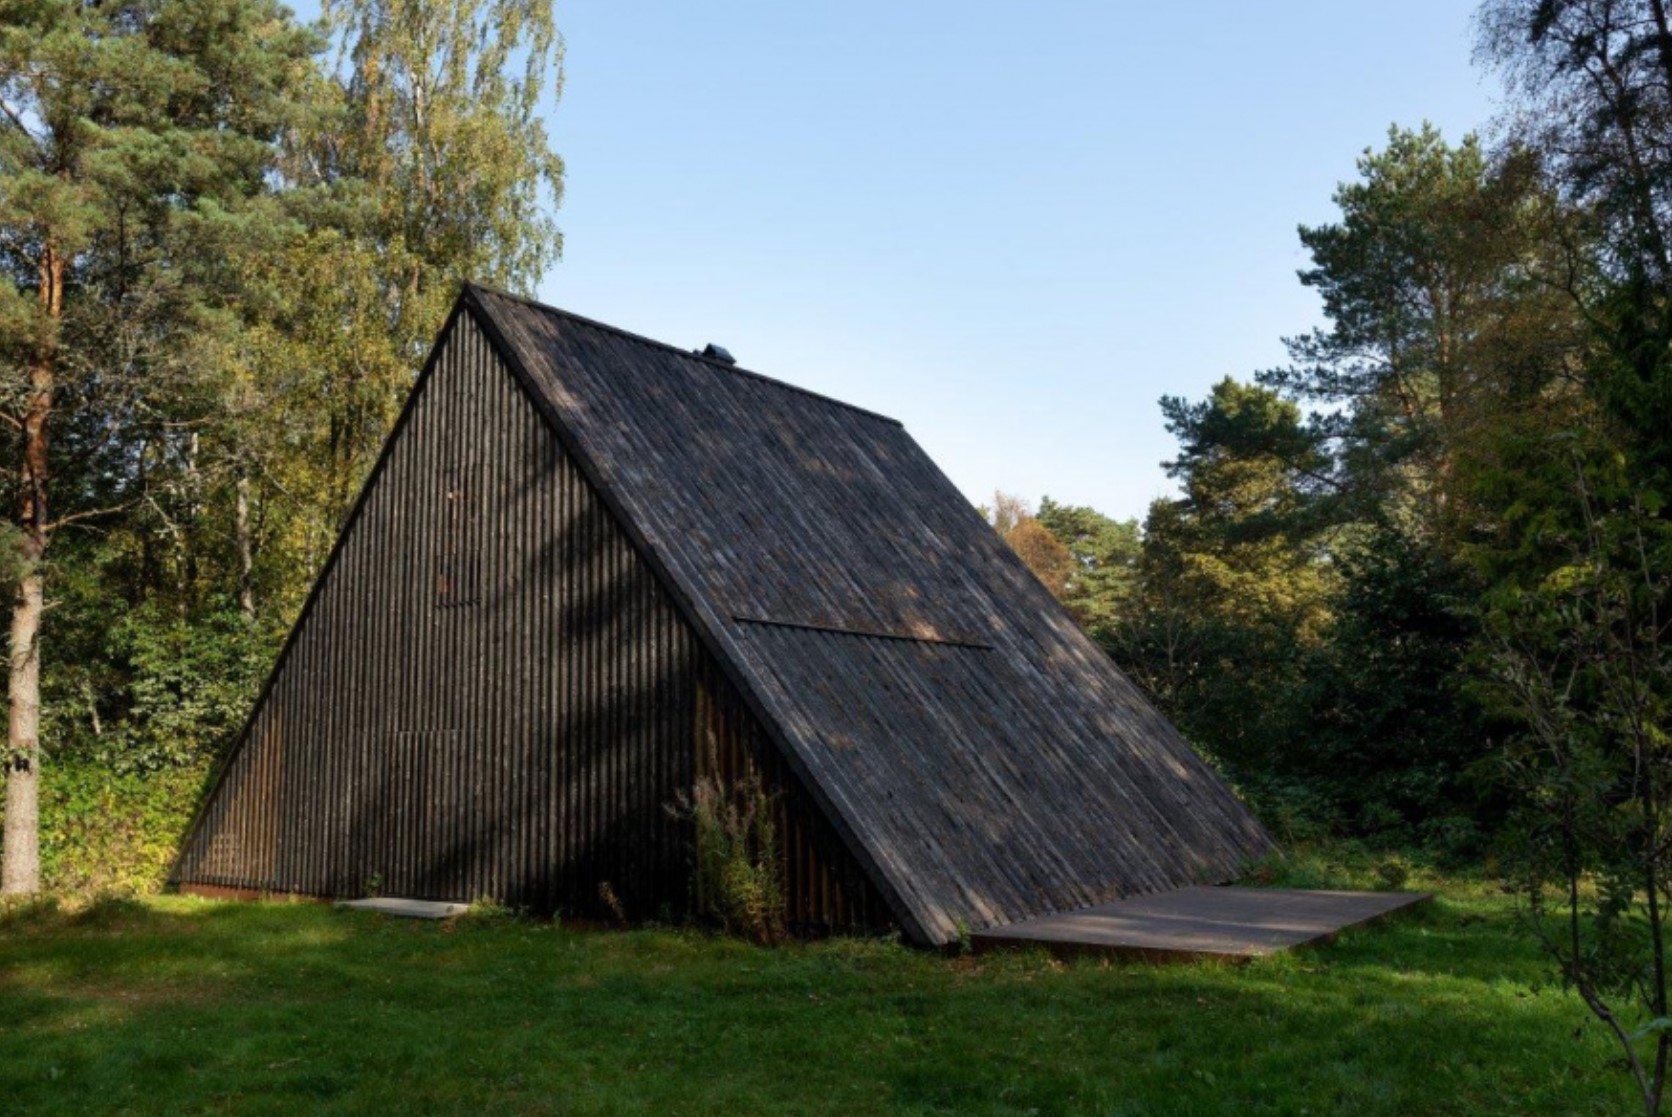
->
[1280, 889, 1433, 953]
[1324, 889, 1432, 929]
[969, 889, 1435, 965]
[966, 937, 1261, 966]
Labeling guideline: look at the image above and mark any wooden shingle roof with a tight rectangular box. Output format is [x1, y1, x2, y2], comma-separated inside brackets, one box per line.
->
[464, 283, 1274, 945]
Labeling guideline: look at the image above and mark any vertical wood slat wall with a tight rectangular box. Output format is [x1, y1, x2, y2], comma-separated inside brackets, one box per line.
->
[174, 310, 889, 932]
[694, 657, 885, 934]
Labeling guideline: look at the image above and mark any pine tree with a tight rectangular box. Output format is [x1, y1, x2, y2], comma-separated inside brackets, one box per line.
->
[0, 0, 319, 892]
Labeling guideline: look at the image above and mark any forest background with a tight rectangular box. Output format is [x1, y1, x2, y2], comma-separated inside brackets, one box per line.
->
[0, 0, 1667, 924]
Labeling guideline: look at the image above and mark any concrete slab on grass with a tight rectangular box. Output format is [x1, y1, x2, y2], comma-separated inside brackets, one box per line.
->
[972, 886, 1430, 962]
[336, 897, 470, 920]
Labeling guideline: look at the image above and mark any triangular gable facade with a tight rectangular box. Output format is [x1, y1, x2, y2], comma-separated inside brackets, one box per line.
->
[173, 285, 1272, 945]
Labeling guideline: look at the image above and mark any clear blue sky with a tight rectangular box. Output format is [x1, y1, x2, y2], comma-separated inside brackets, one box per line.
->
[541, 2, 1500, 522]
[315, 2, 1500, 522]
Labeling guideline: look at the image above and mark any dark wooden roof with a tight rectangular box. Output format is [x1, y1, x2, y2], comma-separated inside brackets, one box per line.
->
[464, 283, 1274, 945]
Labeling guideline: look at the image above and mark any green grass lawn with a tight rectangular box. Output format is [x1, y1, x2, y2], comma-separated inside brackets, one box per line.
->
[0, 854, 1640, 1116]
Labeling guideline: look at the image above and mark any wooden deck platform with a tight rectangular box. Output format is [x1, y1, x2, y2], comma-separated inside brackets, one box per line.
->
[971, 886, 1430, 962]
[336, 897, 470, 920]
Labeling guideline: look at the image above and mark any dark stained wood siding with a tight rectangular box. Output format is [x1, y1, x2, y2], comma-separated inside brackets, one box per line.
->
[694, 655, 885, 934]
[173, 310, 888, 931]
[469, 286, 1275, 945]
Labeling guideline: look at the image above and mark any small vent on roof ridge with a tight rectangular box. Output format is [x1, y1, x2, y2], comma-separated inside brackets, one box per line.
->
[700, 343, 736, 365]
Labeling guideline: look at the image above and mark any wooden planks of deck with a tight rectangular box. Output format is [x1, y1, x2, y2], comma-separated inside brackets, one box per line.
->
[971, 887, 1430, 962]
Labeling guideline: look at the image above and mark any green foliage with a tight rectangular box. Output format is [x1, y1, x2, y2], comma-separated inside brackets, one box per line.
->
[1102, 379, 1338, 811]
[1153, 378, 1334, 632]
[0, 0, 325, 892]
[1479, 455, 1672, 1112]
[672, 771, 786, 945]
[1261, 125, 1565, 539]
[96, 603, 274, 774]
[325, 0, 565, 295]
[0, 0, 325, 459]
[8, 581, 273, 895]
[32, 759, 204, 897]
[1291, 530, 1494, 846]
[1034, 497, 1139, 630]
[1102, 130, 1534, 858]
[0, 0, 564, 900]
[458, 896, 520, 926]
[1471, 8, 1672, 1110]
[1479, 0, 1672, 494]
[1025, 136, 1539, 869]
[249, 0, 567, 527]
[1374, 855, 1412, 892]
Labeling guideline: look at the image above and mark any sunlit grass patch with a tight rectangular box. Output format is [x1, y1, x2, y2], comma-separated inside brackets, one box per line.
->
[0, 859, 1642, 1116]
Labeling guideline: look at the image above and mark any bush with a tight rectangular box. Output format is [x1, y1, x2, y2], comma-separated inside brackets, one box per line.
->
[94, 604, 274, 774]
[670, 771, 785, 945]
[22, 759, 206, 898]
[0, 596, 273, 901]
[1374, 855, 1412, 891]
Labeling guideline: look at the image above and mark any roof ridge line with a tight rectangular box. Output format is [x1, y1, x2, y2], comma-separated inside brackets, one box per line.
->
[462, 282, 905, 428]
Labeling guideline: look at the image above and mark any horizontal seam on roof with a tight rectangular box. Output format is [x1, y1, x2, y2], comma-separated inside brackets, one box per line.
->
[464, 281, 905, 428]
[732, 614, 994, 651]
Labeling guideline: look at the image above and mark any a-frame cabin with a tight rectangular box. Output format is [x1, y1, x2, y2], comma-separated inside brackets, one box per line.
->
[172, 284, 1273, 946]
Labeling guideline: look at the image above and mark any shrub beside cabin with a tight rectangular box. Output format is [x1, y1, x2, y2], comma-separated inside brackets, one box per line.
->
[172, 285, 1273, 946]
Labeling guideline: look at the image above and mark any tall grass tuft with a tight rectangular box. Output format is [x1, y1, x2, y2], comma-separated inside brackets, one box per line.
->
[670, 771, 785, 945]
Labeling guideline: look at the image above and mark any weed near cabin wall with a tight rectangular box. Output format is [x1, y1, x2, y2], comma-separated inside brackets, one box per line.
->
[668, 770, 786, 944]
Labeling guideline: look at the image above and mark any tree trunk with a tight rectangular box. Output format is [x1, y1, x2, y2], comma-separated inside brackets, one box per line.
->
[3, 243, 61, 896]
[2, 564, 44, 895]
[236, 471, 255, 621]
[182, 430, 200, 607]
